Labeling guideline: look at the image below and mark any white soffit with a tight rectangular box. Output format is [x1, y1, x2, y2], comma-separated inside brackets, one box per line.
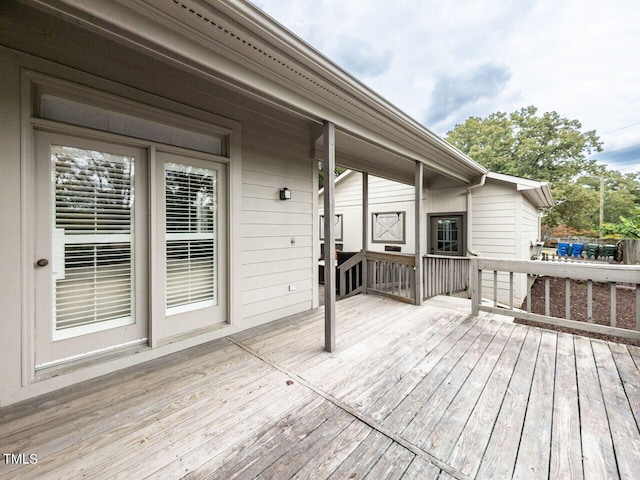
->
[34, 0, 486, 183]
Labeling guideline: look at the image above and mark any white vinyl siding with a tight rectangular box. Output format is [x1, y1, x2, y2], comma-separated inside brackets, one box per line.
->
[52, 145, 135, 337]
[241, 121, 314, 326]
[319, 173, 415, 253]
[165, 163, 217, 314]
[471, 184, 518, 258]
[471, 180, 527, 306]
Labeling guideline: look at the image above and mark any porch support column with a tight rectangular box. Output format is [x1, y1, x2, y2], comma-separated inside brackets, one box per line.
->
[323, 120, 336, 352]
[414, 161, 424, 305]
[361, 172, 369, 293]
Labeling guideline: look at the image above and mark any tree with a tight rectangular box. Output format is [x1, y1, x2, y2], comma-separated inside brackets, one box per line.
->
[445, 106, 613, 229]
[446, 106, 602, 184]
[318, 163, 346, 189]
[602, 206, 640, 239]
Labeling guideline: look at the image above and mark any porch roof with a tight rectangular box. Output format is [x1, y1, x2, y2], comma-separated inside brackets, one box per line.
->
[29, 0, 487, 187]
[2, 293, 638, 478]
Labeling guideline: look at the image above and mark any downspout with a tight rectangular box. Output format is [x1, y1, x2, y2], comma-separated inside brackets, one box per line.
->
[466, 174, 487, 256]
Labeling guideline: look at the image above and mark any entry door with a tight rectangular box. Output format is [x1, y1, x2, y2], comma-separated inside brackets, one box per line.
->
[430, 215, 464, 256]
[34, 131, 148, 369]
[155, 151, 227, 339]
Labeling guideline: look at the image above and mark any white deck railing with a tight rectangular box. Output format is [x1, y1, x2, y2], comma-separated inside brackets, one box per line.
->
[366, 251, 415, 303]
[469, 257, 640, 341]
[423, 255, 470, 299]
[336, 252, 365, 299]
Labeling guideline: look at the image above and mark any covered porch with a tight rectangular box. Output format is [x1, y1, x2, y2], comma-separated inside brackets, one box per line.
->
[2, 293, 638, 479]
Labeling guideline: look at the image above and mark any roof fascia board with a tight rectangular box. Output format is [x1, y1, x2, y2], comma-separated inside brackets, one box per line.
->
[487, 174, 553, 209]
[214, 0, 486, 174]
[36, 0, 483, 181]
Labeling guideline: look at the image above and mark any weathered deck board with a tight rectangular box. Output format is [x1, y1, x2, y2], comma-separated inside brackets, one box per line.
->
[418, 323, 514, 459]
[1, 294, 639, 480]
[591, 341, 640, 480]
[609, 343, 640, 428]
[475, 328, 542, 479]
[383, 317, 493, 433]
[326, 430, 393, 479]
[575, 336, 619, 480]
[364, 315, 478, 423]
[364, 441, 415, 479]
[512, 330, 557, 479]
[402, 320, 506, 448]
[402, 456, 442, 480]
[550, 334, 583, 480]
[290, 420, 373, 480]
[446, 325, 527, 477]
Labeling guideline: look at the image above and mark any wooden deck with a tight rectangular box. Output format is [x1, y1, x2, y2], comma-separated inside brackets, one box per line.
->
[1, 294, 639, 479]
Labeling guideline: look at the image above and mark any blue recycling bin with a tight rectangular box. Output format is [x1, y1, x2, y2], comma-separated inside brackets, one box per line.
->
[571, 243, 584, 258]
[557, 242, 570, 256]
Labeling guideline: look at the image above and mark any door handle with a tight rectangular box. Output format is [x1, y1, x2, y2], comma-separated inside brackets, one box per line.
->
[36, 258, 49, 267]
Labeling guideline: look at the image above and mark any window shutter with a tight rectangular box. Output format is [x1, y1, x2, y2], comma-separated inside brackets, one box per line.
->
[52, 145, 134, 331]
[165, 163, 217, 313]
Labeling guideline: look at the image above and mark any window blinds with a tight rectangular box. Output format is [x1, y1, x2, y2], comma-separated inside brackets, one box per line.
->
[52, 145, 134, 331]
[165, 163, 217, 313]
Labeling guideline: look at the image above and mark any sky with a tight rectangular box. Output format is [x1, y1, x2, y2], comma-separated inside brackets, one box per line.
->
[251, 0, 640, 174]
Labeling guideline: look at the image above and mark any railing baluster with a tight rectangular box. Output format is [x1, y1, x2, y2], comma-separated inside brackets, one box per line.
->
[587, 280, 593, 323]
[565, 278, 571, 320]
[493, 270, 498, 307]
[509, 272, 514, 310]
[526, 274, 531, 312]
[545, 277, 550, 317]
[636, 284, 640, 331]
[610, 282, 617, 328]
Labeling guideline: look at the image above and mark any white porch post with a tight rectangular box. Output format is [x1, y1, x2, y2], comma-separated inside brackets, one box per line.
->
[362, 172, 368, 293]
[414, 161, 424, 305]
[323, 121, 336, 352]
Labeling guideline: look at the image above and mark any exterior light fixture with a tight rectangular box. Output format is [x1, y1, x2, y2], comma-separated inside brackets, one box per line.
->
[279, 187, 291, 200]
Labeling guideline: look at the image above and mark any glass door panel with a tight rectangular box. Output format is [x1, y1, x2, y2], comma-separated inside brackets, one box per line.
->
[156, 151, 226, 339]
[34, 132, 148, 369]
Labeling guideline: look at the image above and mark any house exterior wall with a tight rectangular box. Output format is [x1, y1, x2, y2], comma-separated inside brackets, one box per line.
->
[471, 179, 541, 306]
[0, 40, 316, 406]
[241, 129, 315, 327]
[470, 181, 519, 258]
[319, 173, 416, 254]
[320, 174, 542, 306]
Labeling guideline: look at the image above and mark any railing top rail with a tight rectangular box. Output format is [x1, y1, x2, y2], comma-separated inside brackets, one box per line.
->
[424, 254, 472, 260]
[337, 252, 365, 272]
[474, 256, 640, 284]
[366, 251, 415, 266]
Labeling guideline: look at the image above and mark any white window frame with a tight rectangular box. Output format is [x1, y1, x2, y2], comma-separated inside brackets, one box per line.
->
[21, 70, 242, 383]
[372, 211, 406, 244]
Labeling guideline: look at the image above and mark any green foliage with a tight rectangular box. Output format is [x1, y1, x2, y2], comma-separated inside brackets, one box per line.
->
[318, 163, 346, 189]
[446, 106, 602, 184]
[446, 106, 640, 232]
[602, 206, 640, 239]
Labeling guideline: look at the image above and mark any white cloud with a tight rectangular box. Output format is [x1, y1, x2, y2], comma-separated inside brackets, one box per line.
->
[252, 0, 640, 173]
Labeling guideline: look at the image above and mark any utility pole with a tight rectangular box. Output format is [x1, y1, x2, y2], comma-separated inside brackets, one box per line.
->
[599, 176, 604, 232]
